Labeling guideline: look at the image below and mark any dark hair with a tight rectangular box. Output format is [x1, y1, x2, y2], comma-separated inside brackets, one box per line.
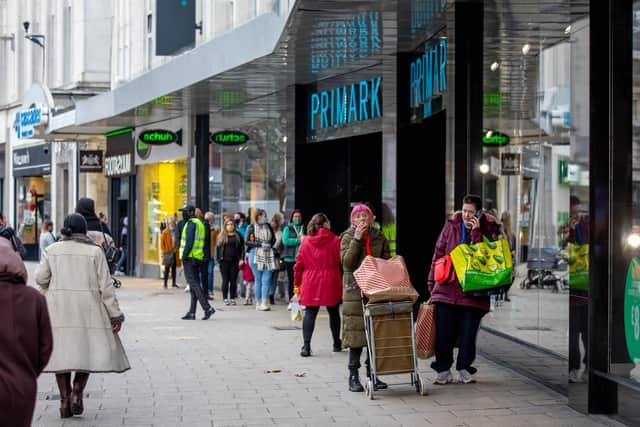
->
[75, 197, 96, 216]
[60, 213, 88, 237]
[289, 209, 302, 223]
[255, 209, 267, 222]
[462, 194, 482, 211]
[306, 213, 330, 236]
[41, 219, 53, 233]
[570, 195, 581, 208]
[235, 212, 246, 220]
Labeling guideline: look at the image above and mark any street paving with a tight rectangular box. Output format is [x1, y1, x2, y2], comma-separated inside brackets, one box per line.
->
[28, 267, 621, 427]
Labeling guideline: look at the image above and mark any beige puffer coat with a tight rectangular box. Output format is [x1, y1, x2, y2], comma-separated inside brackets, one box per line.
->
[340, 226, 390, 349]
[35, 237, 130, 373]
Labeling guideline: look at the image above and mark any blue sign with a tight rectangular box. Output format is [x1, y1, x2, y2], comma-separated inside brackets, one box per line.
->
[310, 77, 382, 131]
[13, 107, 43, 139]
[410, 38, 447, 120]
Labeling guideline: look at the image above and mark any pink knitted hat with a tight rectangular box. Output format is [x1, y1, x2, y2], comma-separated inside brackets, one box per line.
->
[350, 204, 373, 221]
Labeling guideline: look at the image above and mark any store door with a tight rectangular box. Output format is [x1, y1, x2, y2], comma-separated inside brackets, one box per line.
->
[397, 110, 446, 301]
[296, 133, 382, 234]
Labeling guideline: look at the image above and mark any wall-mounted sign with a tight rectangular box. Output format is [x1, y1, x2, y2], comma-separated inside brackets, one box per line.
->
[79, 150, 103, 173]
[482, 130, 510, 145]
[105, 130, 135, 177]
[13, 107, 43, 139]
[12, 144, 51, 177]
[310, 77, 382, 131]
[410, 38, 447, 120]
[138, 129, 182, 146]
[501, 153, 521, 175]
[210, 130, 249, 146]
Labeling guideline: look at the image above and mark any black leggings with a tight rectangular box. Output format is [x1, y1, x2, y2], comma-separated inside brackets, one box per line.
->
[303, 305, 341, 346]
[220, 260, 239, 299]
[285, 261, 295, 300]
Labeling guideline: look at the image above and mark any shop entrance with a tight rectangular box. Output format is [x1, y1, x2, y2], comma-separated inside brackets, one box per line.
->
[295, 133, 382, 234]
[397, 110, 446, 300]
[15, 175, 51, 261]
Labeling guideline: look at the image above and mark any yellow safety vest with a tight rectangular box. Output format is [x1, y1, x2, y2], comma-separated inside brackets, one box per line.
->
[179, 218, 205, 261]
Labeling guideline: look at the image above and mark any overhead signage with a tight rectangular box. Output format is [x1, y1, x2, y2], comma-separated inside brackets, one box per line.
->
[210, 130, 249, 146]
[12, 144, 51, 177]
[13, 107, 43, 139]
[138, 129, 182, 146]
[501, 153, 521, 175]
[105, 153, 133, 177]
[410, 38, 447, 120]
[105, 129, 135, 177]
[482, 130, 510, 146]
[79, 150, 103, 173]
[310, 76, 382, 131]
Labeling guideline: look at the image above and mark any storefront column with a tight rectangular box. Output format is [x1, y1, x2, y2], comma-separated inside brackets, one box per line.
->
[195, 114, 209, 211]
[453, 1, 483, 200]
[588, 0, 633, 414]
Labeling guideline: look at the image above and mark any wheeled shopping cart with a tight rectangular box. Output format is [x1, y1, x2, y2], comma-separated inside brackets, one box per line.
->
[361, 298, 428, 399]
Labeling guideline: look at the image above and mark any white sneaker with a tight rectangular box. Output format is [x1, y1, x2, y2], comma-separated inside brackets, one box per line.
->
[184, 285, 190, 292]
[434, 370, 453, 385]
[568, 369, 580, 383]
[287, 303, 292, 311]
[457, 369, 476, 384]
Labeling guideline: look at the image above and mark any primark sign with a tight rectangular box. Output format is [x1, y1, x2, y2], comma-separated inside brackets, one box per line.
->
[409, 38, 447, 121]
[309, 77, 382, 131]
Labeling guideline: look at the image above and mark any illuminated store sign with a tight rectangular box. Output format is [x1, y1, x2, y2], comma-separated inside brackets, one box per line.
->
[410, 38, 447, 120]
[211, 130, 249, 146]
[310, 77, 382, 131]
[482, 130, 510, 146]
[138, 129, 182, 145]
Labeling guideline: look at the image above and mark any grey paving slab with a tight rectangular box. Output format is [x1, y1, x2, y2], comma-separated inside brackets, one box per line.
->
[28, 269, 615, 427]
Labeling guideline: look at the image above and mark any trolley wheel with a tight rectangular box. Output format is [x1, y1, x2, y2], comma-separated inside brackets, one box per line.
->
[366, 379, 374, 400]
[418, 376, 428, 396]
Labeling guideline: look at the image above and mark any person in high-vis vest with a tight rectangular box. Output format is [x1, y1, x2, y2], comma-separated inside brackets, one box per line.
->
[179, 205, 215, 320]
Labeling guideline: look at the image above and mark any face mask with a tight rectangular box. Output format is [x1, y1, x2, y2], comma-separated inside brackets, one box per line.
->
[293, 218, 301, 225]
[262, 216, 269, 224]
[226, 225, 234, 232]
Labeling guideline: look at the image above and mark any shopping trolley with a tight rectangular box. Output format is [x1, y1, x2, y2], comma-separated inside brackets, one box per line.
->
[361, 298, 428, 399]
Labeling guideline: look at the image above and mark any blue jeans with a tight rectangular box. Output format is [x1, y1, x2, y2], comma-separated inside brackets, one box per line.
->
[115, 248, 127, 272]
[249, 251, 272, 302]
[207, 259, 215, 294]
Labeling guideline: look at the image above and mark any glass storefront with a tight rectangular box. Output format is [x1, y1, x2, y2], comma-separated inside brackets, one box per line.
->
[15, 175, 51, 260]
[141, 160, 188, 264]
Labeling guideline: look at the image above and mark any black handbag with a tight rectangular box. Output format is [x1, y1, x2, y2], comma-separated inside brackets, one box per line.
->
[100, 226, 120, 274]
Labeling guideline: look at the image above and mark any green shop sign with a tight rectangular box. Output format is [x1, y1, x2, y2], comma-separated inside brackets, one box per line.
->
[625, 259, 640, 362]
[482, 130, 510, 146]
[138, 129, 182, 145]
[210, 130, 249, 146]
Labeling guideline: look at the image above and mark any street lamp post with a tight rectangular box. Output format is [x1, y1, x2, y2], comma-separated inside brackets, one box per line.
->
[23, 22, 46, 82]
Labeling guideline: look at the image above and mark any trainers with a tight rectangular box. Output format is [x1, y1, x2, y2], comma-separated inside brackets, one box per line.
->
[568, 369, 580, 383]
[243, 300, 250, 306]
[287, 302, 292, 311]
[224, 299, 230, 305]
[184, 285, 190, 292]
[434, 370, 453, 385]
[457, 369, 476, 384]
[230, 299, 237, 305]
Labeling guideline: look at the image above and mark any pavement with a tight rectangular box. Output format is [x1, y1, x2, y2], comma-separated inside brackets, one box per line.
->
[27, 263, 623, 427]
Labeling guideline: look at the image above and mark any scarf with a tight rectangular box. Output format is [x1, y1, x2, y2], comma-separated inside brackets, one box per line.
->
[254, 224, 279, 271]
[61, 233, 100, 247]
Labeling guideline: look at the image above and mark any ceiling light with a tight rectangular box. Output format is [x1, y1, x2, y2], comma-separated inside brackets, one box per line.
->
[522, 43, 531, 55]
[628, 233, 640, 249]
[283, 136, 288, 142]
[479, 163, 490, 175]
[564, 25, 571, 35]
[490, 62, 500, 71]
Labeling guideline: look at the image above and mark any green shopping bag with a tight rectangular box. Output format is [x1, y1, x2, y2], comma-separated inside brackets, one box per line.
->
[568, 243, 589, 291]
[450, 236, 513, 292]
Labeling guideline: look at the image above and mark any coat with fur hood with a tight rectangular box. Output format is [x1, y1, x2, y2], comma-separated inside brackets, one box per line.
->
[0, 238, 53, 427]
[341, 226, 390, 349]
[35, 236, 130, 373]
[293, 227, 342, 307]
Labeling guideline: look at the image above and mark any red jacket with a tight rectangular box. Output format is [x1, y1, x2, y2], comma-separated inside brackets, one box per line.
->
[294, 227, 342, 307]
[427, 213, 502, 312]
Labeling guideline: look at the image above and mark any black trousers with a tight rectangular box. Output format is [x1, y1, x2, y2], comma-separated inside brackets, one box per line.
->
[198, 260, 209, 295]
[163, 260, 176, 287]
[184, 261, 212, 314]
[348, 347, 370, 372]
[303, 305, 341, 346]
[285, 261, 295, 300]
[569, 301, 588, 371]
[431, 302, 484, 373]
[220, 260, 239, 300]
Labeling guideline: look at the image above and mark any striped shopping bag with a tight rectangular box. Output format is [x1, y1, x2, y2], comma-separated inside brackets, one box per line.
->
[353, 255, 419, 303]
[416, 300, 436, 359]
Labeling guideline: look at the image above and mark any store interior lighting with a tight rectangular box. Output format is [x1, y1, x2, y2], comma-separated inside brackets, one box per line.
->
[479, 163, 490, 175]
[564, 25, 571, 35]
[490, 62, 500, 71]
[628, 232, 640, 249]
[522, 43, 531, 55]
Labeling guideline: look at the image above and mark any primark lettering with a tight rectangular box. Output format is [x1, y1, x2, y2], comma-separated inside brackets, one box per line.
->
[310, 77, 382, 130]
[105, 154, 132, 177]
[410, 39, 447, 118]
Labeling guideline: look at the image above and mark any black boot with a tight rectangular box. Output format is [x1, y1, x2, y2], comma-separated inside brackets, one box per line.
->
[367, 367, 388, 390]
[300, 343, 311, 357]
[181, 312, 195, 320]
[333, 339, 342, 352]
[349, 369, 364, 392]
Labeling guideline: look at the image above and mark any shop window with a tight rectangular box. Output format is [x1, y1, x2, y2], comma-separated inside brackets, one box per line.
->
[15, 176, 51, 261]
[141, 160, 188, 264]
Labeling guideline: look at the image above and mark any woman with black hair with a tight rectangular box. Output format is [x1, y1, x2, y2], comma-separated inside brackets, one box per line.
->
[35, 213, 129, 419]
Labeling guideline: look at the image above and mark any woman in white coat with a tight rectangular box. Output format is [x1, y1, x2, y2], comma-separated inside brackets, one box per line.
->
[36, 213, 130, 418]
